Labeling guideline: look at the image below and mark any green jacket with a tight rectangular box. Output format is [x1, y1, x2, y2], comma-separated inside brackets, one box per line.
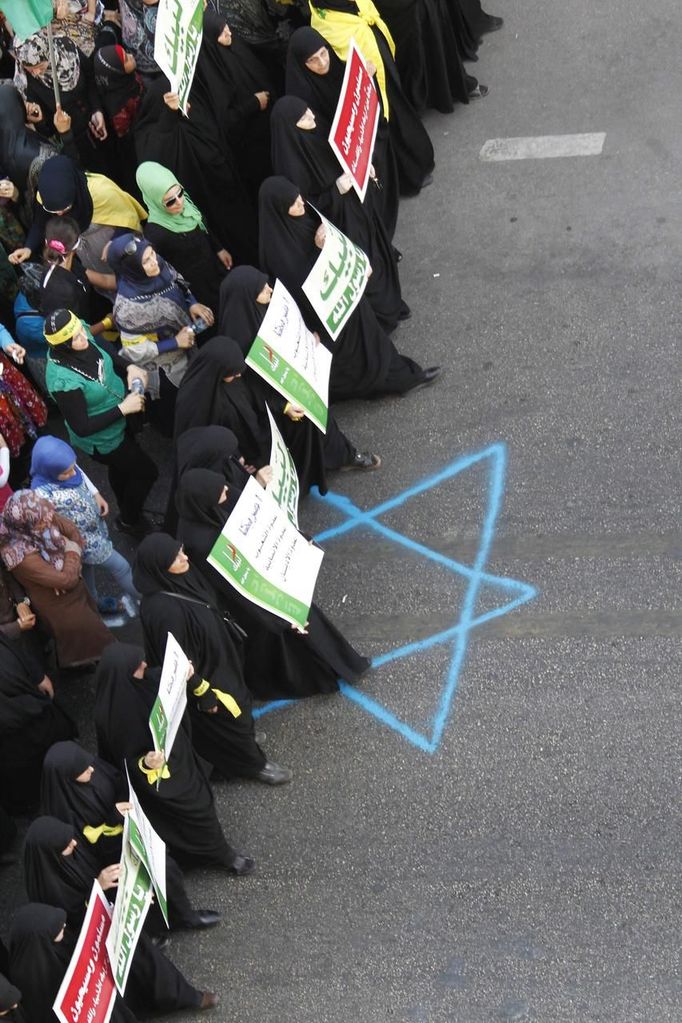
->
[46, 331, 126, 455]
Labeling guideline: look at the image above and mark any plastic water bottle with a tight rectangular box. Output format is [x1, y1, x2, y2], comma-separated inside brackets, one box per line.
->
[120, 594, 139, 619]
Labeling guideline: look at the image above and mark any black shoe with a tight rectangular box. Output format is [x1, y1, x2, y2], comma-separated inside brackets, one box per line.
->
[406, 367, 441, 394]
[481, 14, 503, 33]
[199, 992, 219, 1010]
[114, 514, 156, 539]
[340, 450, 381, 472]
[255, 730, 267, 744]
[255, 761, 293, 785]
[398, 301, 412, 321]
[421, 172, 434, 188]
[227, 854, 256, 876]
[151, 933, 170, 950]
[422, 366, 441, 383]
[186, 909, 221, 930]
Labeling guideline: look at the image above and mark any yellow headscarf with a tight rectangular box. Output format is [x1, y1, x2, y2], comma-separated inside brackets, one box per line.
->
[309, 0, 395, 119]
[85, 173, 147, 231]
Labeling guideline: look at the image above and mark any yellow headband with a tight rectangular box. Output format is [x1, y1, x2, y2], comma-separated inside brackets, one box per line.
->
[44, 311, 81, 346]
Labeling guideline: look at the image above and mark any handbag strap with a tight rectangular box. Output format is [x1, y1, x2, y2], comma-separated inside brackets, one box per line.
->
[159, 590, 247, 640]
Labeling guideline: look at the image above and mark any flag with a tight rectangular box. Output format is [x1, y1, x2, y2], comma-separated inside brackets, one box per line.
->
[0, 0, 53, 41]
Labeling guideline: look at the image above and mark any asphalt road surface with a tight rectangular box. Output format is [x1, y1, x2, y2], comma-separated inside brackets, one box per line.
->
[2, 1, 681, 1020]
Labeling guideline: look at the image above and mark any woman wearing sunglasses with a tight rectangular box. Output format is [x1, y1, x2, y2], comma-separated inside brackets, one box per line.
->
[136, 161, 232, 311]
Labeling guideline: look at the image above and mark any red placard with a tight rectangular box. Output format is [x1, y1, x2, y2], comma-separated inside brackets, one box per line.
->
[328, 38, 380, 202]
[53, 882, 117, 1023]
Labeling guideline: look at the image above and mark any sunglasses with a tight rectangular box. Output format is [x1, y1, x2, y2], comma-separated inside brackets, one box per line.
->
[163, 188, 184, 208]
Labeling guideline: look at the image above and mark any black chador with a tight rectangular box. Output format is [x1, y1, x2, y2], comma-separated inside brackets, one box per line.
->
[22, 818, 202, 1015]
[93, 644, 242, 870]
[175, 468, 370, 701]
[133, 534, 267, 781]
[258, 177, 427, 401]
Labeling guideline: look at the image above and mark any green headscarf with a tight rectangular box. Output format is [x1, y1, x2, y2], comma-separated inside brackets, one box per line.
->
[135, 161, 207, 235]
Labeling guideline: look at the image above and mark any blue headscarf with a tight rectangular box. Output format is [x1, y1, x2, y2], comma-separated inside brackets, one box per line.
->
[30, 436, 83, 490]
[107, 232, 176, 300]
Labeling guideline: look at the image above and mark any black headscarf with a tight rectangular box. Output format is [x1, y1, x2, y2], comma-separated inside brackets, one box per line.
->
[257, 176, 319, 298]
[257, 175, 325, 339]
[92, 642, 153, 767]
[165, 426, 247, 536]
[23, 156, 95, 257]
[217, 266, 268, 352]
[173, 337, 263, 457]
[198, 12, 274, 109]
[285, 28, 346, 133]
[8, 904, 69, 1023]
[176, 425, 245, 481]
[270, 95, 341, 197]
[0, 974, 22, 1017]
[176, 468, 238, 528]
[133, 532, 218, 603]
[41, 740, 121, 830]
[36, 156, 94, 230]
[23, 816, 100, 926]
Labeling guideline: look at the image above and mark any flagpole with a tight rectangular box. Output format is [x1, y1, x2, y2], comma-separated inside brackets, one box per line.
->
[45, 19, 61, 110]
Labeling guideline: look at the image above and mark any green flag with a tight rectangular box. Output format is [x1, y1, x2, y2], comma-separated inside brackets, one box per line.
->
[0, 0, 53, 40]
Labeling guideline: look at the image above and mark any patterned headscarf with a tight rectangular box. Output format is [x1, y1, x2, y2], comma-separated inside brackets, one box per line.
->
[14, 31, 81, 94]
[0, 490, 67, 571]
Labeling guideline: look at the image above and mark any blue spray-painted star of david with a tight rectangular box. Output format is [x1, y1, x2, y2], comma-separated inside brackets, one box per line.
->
[253, 442, 537, 753]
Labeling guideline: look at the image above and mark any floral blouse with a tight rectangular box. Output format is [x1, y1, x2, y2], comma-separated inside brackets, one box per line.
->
[32, 473, 113, 565]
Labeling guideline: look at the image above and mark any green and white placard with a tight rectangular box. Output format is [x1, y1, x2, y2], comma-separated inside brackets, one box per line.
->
[246, 279, 331, 433]
[105, 814, 153, 995]
[264, 404, 300, 527]
[154, 0, 203, 114]
[301, 212, 370, 342]
[207, 476, 323, 630]
[149, 631, 188, 759]
[126, 774, 169, 927]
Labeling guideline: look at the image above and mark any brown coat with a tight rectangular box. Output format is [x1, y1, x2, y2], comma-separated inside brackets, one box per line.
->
[9, 513, 114, 667]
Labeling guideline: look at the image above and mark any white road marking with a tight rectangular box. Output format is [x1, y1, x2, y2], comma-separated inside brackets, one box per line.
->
[479, 133, 606, 162]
